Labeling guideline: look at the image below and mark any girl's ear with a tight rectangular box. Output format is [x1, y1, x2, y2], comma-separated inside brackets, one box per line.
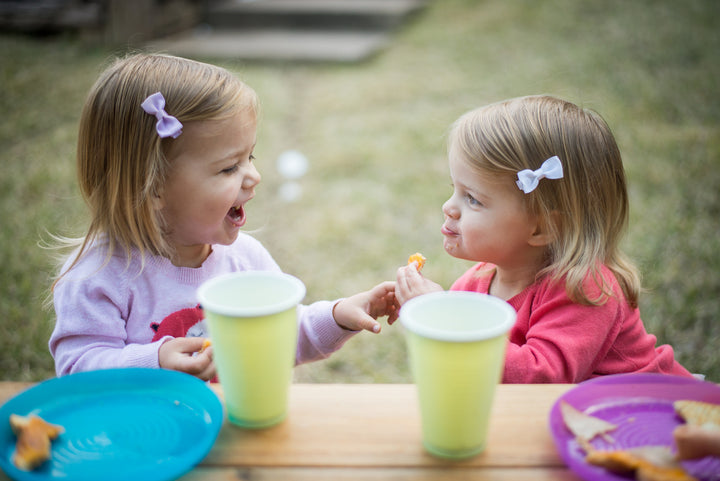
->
[528, 211, 560, 247]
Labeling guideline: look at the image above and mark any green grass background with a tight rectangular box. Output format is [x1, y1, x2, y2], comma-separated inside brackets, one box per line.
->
[1, 0, 718, 383]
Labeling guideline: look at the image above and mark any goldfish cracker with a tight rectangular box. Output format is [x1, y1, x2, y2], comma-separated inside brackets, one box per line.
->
[198, 338, 212, 354]
[407, 253, 426, 271]
[10, 414, 64, 471]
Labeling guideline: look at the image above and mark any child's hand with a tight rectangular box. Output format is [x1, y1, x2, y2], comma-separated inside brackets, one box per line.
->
[396, 264, 443, 305]
[333, 281, 399, 333]
[158, 337, 216, 381]
[674, 424, 720, 459]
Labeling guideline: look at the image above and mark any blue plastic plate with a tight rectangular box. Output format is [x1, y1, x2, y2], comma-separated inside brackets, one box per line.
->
[0, 368, 224, 481]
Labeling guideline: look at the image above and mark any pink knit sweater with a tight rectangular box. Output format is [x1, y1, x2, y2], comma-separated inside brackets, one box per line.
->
[451, 263, 692, 383]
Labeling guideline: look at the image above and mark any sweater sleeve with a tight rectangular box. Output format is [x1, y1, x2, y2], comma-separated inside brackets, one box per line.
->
[50, 263, 164, 376]
[295, 301, 357, 365]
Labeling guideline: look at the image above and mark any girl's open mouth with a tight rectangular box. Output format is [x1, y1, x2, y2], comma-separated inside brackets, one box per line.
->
[226, 205, 246, 227]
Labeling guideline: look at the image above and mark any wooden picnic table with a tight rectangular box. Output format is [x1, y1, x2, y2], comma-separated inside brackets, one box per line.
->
[0, 382, 579, 480]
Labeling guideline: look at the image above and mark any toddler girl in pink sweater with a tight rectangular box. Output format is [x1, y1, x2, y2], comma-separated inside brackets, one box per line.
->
[396, 95, 691, 383]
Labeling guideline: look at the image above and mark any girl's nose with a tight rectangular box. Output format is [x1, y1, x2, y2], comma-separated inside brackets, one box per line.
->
[442, 197, 459, 218]
[242, 163, 261, 189]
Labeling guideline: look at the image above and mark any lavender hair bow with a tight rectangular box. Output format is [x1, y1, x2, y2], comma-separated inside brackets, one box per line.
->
[516, 155, 564, 193]
[141, 92, 183, 139]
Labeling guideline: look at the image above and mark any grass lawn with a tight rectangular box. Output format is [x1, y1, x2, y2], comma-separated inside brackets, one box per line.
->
[1, 0, 718, 382]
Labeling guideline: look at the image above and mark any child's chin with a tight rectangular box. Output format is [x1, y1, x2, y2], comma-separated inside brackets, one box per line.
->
[443, 238, 460, 255]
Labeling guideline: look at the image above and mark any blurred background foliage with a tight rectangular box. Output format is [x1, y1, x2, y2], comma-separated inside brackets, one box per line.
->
[1, 0, 718, 382]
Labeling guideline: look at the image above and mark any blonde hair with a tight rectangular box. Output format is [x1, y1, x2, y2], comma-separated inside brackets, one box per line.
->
[449, 95, 640, 307]
[53, 53, 258, 288]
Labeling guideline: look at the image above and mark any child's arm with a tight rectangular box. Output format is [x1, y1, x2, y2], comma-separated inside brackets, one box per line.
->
[395, 264, 443, 305]
[332, 281, 399, 333]
[294, 282, 398, 365]
[51, 285, 161, 375]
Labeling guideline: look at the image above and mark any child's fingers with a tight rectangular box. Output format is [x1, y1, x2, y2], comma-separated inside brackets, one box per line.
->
[395, 265, 417, 302]
[674, 424, 720, 459]
[188, 361, 216, 382]
[195, 360, 217, 382]
[397, 264, 421, 281]
[369, 281, 395, 298]
[171, 336, 207, 354]
[395, 266, 408, 286]
[386, 304, 399, 324]
[197, 344, 213, 361]
[355, 313, 382, 334]
[181, 350, 215, 379]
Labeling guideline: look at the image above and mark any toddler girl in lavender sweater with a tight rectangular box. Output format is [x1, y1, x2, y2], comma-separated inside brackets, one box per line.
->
[50, 53, 397, 381]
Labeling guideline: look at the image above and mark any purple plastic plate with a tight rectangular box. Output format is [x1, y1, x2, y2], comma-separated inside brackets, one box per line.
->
[548, 373, 720, 481]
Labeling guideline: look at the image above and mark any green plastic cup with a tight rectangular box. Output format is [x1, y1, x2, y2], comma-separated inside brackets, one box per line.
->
[197, 271, 305, 428]
[400, 291, 516, 459]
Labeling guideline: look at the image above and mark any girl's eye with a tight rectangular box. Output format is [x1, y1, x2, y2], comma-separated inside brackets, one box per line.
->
[466, 193, 481, 206]
[249, 154, 256, 162]
[220, 164, 240, 175]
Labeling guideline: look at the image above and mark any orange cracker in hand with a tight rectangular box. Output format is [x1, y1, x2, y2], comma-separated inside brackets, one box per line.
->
[198, 338, 212, 354]
[407, 253, 426, 271]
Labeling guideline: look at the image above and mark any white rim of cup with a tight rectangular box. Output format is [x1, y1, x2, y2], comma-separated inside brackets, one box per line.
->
[196, 271, 306, 317]
[399, 291, 516, 342]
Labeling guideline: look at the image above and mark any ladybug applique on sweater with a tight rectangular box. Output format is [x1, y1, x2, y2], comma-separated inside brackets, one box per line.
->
[150, 305, 208, 341]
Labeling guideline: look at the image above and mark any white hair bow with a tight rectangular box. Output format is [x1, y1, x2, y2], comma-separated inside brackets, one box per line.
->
[141, 92, 183, 139]
[516, 156, 564, 193]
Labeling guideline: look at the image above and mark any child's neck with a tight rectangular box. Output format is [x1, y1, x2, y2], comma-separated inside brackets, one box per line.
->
[489, 266, 538, 301]
[170, 244, 212, 268]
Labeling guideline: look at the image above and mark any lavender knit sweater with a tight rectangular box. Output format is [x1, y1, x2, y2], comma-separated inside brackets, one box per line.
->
[50, 233, 356, 376]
